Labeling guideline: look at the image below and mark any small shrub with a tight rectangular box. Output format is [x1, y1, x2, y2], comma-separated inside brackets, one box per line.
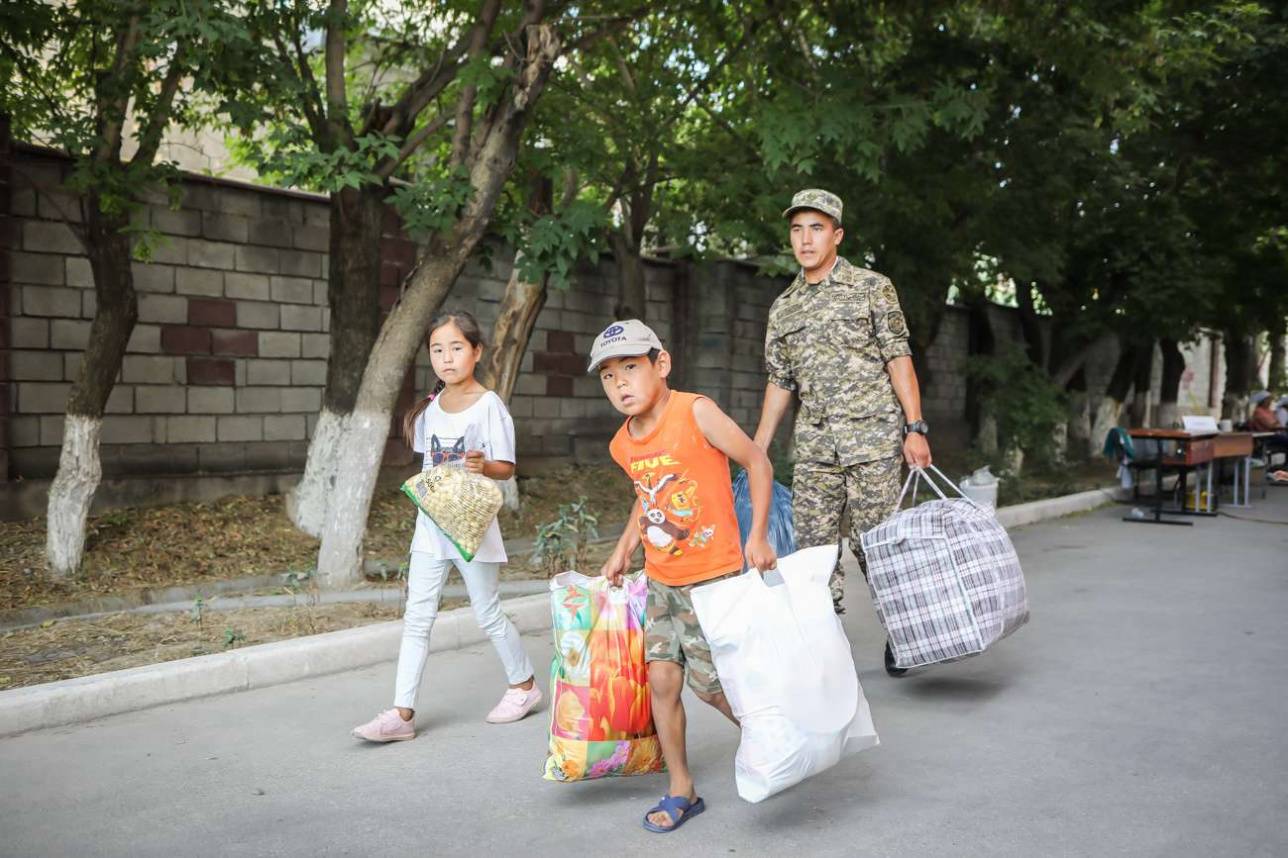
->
[531, 496, 599, 577]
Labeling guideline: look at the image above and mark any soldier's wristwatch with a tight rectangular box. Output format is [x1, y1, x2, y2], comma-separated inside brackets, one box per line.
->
[903, 420, 929, 437]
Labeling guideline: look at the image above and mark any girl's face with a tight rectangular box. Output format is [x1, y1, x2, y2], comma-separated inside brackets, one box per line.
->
[428, 321, 482, 386]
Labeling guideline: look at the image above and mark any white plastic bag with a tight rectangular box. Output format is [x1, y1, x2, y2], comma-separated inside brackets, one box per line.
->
[690, 544, 879, 803]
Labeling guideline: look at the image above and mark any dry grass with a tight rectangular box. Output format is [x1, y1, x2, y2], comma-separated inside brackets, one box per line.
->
[0, 464, 635, 613]
[0, 598, 466, 691]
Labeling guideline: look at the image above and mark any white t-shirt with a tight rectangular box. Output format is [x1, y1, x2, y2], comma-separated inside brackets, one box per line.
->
[410, 391, 516, 562]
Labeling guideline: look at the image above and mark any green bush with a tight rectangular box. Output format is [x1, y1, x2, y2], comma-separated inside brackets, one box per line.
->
[966, 344, 1068, 465]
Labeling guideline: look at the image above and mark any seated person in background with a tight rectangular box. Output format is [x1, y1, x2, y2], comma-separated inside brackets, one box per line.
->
[1249, 391, 1284, 431]
[1249, 390, 1288, 457]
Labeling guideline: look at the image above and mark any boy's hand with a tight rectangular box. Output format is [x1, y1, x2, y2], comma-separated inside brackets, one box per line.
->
[744, 535, 777, 574]
[599, 549, 630, 587]
[463, 450, 487, 474]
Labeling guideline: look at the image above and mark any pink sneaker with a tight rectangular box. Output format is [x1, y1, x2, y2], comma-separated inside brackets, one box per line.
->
[351, 708, 416, 743]
[486, 686, 543, 724]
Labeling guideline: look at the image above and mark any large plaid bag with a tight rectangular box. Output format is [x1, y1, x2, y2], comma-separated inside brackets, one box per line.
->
[859, 465, 1028, 670]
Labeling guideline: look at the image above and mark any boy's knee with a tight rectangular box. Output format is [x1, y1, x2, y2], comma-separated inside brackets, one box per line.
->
[648, 661, 684, 700]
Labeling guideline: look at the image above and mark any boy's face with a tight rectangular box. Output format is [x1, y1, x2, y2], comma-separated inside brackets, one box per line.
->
[598, 352, 671, 416]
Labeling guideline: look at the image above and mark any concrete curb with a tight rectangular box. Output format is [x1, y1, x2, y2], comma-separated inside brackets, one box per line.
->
[0, 592, 551, 739]
[994, 486, 1123, 529]
[0, 489, 1119, 738]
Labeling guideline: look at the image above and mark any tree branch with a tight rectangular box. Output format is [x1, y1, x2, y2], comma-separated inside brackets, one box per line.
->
[94, 14, 144, 164]
[131, 45, 188, 168]
[270, 29, 328, 146]
[450, 0, 503, 169]
[374, 111, 451, 179]
[325, 0, 350, 125]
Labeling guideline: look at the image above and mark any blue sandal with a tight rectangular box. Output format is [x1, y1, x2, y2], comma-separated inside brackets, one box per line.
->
[642, 794, 706, 833]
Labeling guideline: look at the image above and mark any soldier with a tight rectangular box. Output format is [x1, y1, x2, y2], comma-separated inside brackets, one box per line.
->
[752, 189, 932, 676]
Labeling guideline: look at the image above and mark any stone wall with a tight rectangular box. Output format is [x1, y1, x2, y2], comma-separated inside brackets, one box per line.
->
[1, 143, 1232, 516]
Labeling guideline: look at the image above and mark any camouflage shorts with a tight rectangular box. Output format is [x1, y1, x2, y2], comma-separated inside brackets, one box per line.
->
[645, 571, 739, 696]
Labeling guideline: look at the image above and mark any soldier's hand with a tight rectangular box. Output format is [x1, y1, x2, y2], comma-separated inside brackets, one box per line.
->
[903, 433, 932, 468]
[745, 536, 777, 574]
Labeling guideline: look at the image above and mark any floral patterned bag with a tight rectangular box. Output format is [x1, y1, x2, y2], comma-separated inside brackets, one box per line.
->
[543, 571, 664, 781]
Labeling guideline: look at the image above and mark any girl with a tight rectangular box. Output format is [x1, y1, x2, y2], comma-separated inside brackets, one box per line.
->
[352, 311, 541, 742]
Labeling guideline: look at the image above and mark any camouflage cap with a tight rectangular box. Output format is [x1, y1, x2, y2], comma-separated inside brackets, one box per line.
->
[783, 188, 843, 223]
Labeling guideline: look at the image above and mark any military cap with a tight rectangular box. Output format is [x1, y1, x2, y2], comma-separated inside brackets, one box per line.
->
[783, 188, 843, 223]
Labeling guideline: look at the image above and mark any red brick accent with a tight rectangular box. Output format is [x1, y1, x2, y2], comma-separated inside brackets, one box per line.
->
[533, 351, 585, 376]
[546, 375, 573, 397]
[211, 328, 258, 356]
[380, 259, 404, 288]
[188, 297, 236, 327]
[187, 356, 235, 385]
[546, 330, 576, 353]
[380, 283, 399, 310]
[161, 325, 212, 354]
[384, 237, 416, 267]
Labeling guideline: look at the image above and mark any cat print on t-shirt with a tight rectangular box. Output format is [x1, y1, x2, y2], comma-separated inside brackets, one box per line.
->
[428, 434, 467, 467]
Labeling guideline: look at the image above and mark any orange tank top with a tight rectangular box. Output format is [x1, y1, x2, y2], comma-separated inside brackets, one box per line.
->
[610, 391, 744, 586]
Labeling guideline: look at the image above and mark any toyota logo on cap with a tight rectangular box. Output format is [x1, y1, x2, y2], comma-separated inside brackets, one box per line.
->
[602, 324, 624, 338]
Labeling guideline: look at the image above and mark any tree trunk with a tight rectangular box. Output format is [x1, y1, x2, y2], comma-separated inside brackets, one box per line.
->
[288, 185, 385, 536]
[1015, 281, 1045, 367]
[480, 252, 548, 514]
[45, 199, 136, 577]
[1157, 338, 1185, 428]
[1128, 339, 1155, 427]
[315, 24, 560, 588]
[481, 253, 548, 403]
[1220, 330, 1255, 421]
[1268, 317, 1286, 391]
[964, 297, 995, 445]
[609, 230, 647, 321]
[1066, 367, 1091, 460]
[1089, 339, 1140, 457]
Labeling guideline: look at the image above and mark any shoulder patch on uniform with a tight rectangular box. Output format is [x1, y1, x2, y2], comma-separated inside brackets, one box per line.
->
[886, 310, 908, 336]
[880, 282, 899, 304]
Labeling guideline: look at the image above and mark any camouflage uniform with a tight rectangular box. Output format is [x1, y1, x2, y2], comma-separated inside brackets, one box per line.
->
[765, 254, 910, 607]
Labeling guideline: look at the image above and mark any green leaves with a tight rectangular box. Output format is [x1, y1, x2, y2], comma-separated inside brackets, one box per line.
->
[513, 201, 607, 291]
[389, 168, 475, 239]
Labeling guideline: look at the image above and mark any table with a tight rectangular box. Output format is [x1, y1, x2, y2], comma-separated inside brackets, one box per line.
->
[1213, 432, 1254, 507]
[1126, 429, 1217, 526]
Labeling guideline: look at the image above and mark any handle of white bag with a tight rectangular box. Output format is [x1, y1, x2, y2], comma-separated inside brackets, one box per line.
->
[896, 465, 981, 510]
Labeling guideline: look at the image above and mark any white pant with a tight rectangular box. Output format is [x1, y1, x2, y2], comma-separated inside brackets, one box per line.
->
[393, 552, 534, 709]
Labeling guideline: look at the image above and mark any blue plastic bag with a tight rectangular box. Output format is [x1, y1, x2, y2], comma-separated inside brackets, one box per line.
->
[731, 470, 796, 560]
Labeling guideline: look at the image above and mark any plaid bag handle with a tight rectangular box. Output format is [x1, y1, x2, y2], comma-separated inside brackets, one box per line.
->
[896, 465, 983, 510]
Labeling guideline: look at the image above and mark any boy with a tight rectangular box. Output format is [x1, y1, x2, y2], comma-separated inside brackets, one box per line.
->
[592, 319, 777, 833]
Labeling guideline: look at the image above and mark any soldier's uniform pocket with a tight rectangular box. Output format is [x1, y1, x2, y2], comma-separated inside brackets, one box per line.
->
[826, 299, 883, 380]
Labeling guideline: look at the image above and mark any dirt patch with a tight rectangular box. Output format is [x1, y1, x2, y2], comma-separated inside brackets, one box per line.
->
[0, 598, 466, 691]
[0, 464, 635, 613]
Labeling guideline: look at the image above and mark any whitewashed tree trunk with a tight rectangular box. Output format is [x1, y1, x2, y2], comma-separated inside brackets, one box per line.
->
[286, 408, 348, 537]
[315, 410, 390, 589]
[46, 415, 103, 577]
[499, 476, 520, 512]
[1155, 401, 1179, 430]
[1089, 396, 1123, 457]
[978, 413, 999, 457]
[1067, 391, 1091, 457]
[314, 23, 562, 588]
[1051, 421, 1068, 463]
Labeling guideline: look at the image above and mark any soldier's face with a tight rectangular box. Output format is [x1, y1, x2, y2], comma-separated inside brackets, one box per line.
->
[598, 352, 671, 416]
[789, 211, 843, 272]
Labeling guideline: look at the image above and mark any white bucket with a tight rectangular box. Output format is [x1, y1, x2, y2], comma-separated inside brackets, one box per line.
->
[959, 467, 999, 509]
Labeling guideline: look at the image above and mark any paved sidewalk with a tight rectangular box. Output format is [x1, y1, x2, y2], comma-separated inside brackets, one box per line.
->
[2, 494, 1286, 858]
